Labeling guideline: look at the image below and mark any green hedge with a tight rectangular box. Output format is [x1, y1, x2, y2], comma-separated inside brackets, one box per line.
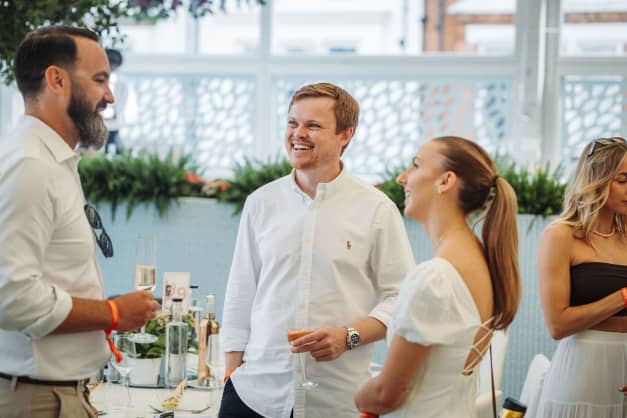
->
[79, 150, 204, 220]
[79, 152, 566, 218]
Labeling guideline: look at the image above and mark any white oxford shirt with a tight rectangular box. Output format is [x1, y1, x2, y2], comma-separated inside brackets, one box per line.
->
[221, 169, 415, 418]
[0, 116, 109, 380]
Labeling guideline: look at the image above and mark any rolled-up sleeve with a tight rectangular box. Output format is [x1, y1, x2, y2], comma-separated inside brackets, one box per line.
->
[0, 158, 72, 339]
[220, 196, 261, 352]
[367, 201, 415, 327]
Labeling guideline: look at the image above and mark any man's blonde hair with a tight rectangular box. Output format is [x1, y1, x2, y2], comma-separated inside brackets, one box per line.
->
[288, 82, 360, 136]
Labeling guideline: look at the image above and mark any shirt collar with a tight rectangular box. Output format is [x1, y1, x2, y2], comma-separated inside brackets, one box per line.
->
[21, 115, 79, 163]
[289, 162, 348, 202]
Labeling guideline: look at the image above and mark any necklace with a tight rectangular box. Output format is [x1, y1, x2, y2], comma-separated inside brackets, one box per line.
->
[592, 225, 615, 238]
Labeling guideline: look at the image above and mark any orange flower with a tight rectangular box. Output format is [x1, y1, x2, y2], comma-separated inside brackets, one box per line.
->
[184, 172, 204, 184]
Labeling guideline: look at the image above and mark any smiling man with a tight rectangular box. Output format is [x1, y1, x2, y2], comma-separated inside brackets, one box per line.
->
[0, 26, 159, 417]
[219, 83, 415, 418]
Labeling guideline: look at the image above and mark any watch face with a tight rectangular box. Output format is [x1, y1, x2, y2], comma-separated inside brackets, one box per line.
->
[349, 333, 360, 346]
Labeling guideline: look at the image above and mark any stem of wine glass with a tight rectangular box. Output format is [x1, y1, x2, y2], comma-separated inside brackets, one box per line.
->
[298, 353, 308, 384]
[123, 373, 132, 407]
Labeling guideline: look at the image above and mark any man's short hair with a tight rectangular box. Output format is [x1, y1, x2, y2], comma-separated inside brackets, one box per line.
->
[13, 26, 99, 99]
[288, 82, 360, 135]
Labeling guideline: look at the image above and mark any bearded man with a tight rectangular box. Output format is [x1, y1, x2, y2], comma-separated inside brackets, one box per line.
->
[0, 26, 159, 418]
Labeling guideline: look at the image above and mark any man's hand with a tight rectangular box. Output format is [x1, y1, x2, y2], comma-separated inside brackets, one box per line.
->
[620, 385, 627, 396]
[113, 291, 160, 332]
[290, 327, 348, 362]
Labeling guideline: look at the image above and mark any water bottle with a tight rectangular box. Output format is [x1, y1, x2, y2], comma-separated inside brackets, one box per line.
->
[165, 298, 188, 388]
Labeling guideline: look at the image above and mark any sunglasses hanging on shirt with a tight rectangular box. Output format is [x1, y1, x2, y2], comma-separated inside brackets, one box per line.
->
[84, 203, 114, 258]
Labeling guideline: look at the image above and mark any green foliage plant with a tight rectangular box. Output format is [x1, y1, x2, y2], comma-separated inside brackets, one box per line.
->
[376, 167, 405, 214]
[78, 150, 204, 220]
[124, 313, 197, 359]
[376, 158, 566, 217]
[0, 0, 267, 85]
[497, 158, 566, 217]
[129, 0, 267, 23]
[217, 157, 293, 214]
[0, 0, 126, 84]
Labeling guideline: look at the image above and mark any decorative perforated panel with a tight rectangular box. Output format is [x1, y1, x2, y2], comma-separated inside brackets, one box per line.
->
[116, 74, 510, 176]
[275, 78, 511, 178]
[561, 76, 626, 163]
[119, 75, 256, 171]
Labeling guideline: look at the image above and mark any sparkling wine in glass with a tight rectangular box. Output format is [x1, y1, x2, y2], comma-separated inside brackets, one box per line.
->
[287, 326, 318, 390]
[129, 234, 157, 344]
[134, 264, 156, 291]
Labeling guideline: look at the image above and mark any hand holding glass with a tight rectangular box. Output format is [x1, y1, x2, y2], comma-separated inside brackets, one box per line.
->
[287, 321, 318, 390]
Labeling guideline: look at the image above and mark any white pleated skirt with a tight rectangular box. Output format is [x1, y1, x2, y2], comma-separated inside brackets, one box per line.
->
[537, 330, 627, 418]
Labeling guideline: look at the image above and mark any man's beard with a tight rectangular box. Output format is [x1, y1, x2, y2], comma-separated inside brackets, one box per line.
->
[67, 87, 108, 149]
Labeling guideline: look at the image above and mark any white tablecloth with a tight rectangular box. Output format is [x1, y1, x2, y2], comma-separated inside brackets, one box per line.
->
[90, 383, 221, 418]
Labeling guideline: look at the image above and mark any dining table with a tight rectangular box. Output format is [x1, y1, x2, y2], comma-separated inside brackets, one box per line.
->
[90, 382, 221, 418]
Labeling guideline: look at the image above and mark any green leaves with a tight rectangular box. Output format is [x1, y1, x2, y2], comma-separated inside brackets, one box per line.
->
[376, 159, 566, 217]
[376, 167, 405, 214]
[78, 150, 204, 220]
[497, 159, 566, 217]
[77, 149, 566, 220]
[0, 0, 268, 85]
[126, 314, 198, 359]
[0, 0, 126, 85]
[217, 157, 293, 214]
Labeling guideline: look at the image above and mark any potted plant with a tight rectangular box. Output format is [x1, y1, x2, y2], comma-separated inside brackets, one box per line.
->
[122, 312, 198, 386]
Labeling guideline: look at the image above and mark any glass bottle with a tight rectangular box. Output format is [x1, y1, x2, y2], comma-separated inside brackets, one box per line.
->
[165, 297, 188, 388]
[188, 284, 202, 342]
[501, 397, 527, 418]
[201, 294, 222, 388]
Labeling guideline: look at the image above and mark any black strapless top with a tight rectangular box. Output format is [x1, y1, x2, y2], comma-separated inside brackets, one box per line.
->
[570, 262, 627, 316]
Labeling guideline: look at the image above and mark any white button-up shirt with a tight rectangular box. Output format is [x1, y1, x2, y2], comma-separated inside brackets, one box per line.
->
[221, 169, 415, 418]
[0, 116, 109, 380]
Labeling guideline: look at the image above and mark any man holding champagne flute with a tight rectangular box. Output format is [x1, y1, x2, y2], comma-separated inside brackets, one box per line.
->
[0, 26, 159, 417]
[220, 83, 415, 418]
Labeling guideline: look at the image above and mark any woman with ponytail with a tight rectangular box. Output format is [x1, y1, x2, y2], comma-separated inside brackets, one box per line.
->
[354, 136, 521, 417]
[537, 137, 627, 418]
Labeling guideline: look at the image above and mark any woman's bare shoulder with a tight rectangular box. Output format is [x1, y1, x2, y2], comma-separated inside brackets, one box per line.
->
[542, 221, 575, 243]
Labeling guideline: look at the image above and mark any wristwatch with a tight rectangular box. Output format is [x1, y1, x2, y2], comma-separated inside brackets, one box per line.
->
[346, 327, 361, 350]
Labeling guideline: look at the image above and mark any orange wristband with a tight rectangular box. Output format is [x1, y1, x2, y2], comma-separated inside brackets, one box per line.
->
[621, 287, 627, 310]
[105, 300, 119, 334]
[224, 368, 235, 383]
[360, 413, 378, 418]
[105, 300, 122, 363]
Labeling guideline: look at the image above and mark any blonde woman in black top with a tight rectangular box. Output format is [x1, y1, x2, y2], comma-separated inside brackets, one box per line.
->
[537, 137, 627, 418]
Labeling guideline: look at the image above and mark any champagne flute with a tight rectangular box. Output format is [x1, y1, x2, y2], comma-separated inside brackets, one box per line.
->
[287, 318, 318, 390]
[110, 335, 136, 409]
[130, 234, 157, 344]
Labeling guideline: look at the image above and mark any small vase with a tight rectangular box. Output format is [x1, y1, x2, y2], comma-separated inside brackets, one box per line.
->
[128, 357, 162, 386]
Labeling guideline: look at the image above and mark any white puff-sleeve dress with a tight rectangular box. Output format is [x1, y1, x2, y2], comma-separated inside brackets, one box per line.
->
[382, 258, 493, 418]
